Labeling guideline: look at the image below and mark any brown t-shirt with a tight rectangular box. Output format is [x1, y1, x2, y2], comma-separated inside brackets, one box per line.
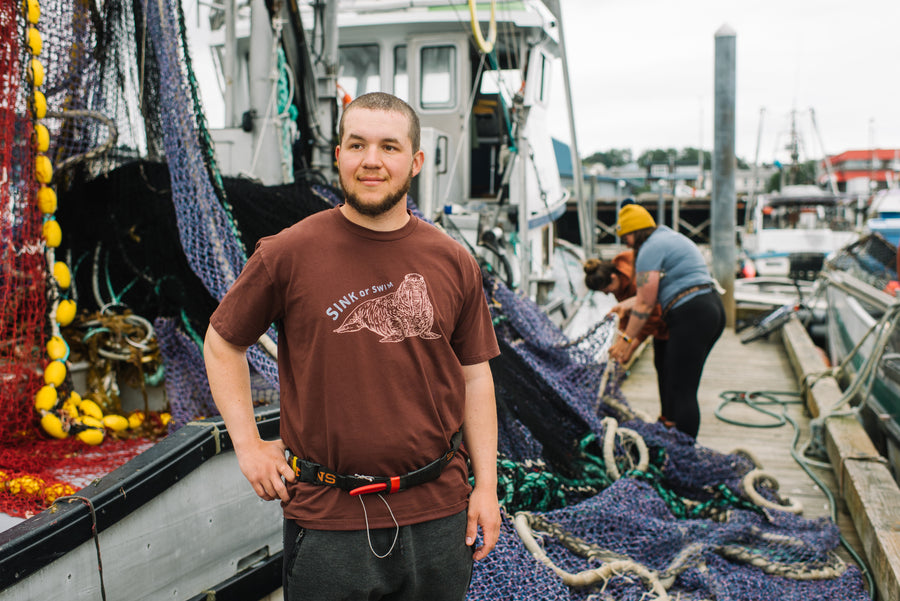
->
[210, 207, 500, 530]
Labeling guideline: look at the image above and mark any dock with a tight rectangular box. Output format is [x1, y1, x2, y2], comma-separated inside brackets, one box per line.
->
[619, 321, 900, 599]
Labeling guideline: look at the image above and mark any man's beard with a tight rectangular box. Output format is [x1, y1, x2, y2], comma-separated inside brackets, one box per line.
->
[341, 169, 413, 217]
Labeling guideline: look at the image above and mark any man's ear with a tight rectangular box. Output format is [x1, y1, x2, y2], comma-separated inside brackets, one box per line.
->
[334, 145, 341, 162]
[411, 149, 425, 177]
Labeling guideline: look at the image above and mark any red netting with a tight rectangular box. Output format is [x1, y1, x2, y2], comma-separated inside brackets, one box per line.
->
[0, 0, 155, 519]
[0, 437, 154, 518]
[0, 0, 44, 444]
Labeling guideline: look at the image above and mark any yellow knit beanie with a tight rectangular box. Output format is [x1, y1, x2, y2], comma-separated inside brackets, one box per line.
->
[616, 204, 656, 236]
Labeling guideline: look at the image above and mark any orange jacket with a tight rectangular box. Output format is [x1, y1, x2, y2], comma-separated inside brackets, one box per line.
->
[610, 250, 668, 342]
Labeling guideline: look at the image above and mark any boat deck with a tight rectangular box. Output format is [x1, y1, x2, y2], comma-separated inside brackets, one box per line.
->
[619, 326, 866, 566]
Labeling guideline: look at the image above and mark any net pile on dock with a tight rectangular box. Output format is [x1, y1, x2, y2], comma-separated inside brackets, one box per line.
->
[469, 276, 868, 600]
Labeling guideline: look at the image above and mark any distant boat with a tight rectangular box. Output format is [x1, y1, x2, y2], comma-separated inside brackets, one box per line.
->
[740, 184, 858, 280]
[865, 188, 900, 247]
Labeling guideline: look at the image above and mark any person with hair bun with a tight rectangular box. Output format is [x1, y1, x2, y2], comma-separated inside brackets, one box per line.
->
[606, 204, 724, 438]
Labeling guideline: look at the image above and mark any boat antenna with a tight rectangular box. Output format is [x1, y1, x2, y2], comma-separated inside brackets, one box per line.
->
[746, 107, 764, 225]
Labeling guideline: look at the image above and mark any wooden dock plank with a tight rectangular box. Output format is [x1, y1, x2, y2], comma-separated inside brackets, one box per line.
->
[618, 322, 867, 574]
[782, 317, 900, 601]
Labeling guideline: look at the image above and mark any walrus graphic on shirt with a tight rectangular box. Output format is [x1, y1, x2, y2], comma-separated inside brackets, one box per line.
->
[333, 273, 442, 343]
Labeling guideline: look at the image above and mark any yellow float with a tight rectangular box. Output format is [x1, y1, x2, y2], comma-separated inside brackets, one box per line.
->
[37, 185, 57, 213]
[56, 298, 76, 326]
[53, 261, 71, 288]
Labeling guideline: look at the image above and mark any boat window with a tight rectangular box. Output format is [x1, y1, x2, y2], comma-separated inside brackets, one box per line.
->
[762, 203, 852, 231]
[480, 69, 522, 108]
[393, 45, 408, 102]
[420, 45, 456, 109]
[338, 45, 381, 99]
[539, 53, 550, 103]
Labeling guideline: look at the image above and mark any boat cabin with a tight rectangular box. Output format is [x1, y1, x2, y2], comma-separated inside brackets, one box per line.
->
[741, 185, 857, 280]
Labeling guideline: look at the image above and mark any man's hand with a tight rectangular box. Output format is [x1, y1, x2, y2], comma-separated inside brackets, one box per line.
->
[465, 484, 501, 561]
[234, 438, 296, 502]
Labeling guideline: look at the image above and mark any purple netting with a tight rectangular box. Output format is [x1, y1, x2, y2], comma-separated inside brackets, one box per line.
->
[469, 480, 867, 601]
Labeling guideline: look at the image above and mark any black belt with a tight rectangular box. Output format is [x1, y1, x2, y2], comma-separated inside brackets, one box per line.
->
[289, 429, 463, 496]
[663, 283, 715, 317]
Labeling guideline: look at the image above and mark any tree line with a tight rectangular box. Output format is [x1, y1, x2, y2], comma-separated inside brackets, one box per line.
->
[583, 148, 818, 192]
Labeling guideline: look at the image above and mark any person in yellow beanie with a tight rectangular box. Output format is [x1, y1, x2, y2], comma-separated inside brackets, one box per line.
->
[607, 203, 724, 438]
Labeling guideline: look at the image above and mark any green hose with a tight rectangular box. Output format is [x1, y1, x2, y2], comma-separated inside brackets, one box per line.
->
[716, 389, 877, 599]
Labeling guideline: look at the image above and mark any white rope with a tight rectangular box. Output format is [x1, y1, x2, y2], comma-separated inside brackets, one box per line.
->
[513, 513, 669, 597]
[600, 417, 649, 481]
[741, 468, 803, 514]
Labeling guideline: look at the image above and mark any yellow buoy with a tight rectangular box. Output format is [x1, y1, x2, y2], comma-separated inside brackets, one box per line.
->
[37, 185, 57, 214]
[44, 482, 74, 504]
[34, 154, 52, 184]
[40, 413, 68, 439]
[34, 385, 58, 411]
[102, 414, 129, 432]
[80, 416, 104, 430]
[79, 399, 103, 420]
[68, 390, 82, 406]
[32, 90, 46, 119]
[53, 261, 71, 289]
[27, 27, 42, 55]
[76, 428, 104, 446]
[42, 218, 61, 247]
[61, 399, 79, 419]
[33, 123, 49, 153]
[56, 298, 76, 326]
[160, 412, 173, 426]
[7, 475, 43, 496]
[43, 359, 66, 387]
[128, 410, 145, 430]
[46, 335, 67, 360]
[22, 0, 39, 24]
[28, 59, 44, 87]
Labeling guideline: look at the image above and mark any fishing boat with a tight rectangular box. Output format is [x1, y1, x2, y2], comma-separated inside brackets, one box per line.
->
[0, 1, 875, 600]
[0, 1, 593, 599]
[739, 184, 858, 280]
[821, 233, 900, 482]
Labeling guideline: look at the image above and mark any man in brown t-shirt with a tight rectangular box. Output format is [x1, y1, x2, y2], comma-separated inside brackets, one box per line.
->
[204, 93, 501, 600]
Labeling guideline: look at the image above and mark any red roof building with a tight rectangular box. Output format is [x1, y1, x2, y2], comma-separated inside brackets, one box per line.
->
[821, 149, 900, 194]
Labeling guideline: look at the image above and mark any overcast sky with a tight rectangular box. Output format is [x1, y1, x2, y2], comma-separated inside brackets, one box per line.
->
[555, 0, 900, 164]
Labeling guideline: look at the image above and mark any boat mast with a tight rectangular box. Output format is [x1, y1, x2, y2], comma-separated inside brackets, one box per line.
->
[544, 0, 591, 257]
[747, 107, 764, 225]
[809, 108, 838, 194]
[311, 0, 339, 180]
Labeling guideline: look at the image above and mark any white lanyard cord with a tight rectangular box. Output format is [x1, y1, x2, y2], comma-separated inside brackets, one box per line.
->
[358, 493, 400, 558]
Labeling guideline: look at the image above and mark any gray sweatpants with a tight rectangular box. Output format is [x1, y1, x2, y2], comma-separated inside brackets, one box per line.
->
[283, 509, 473, 600]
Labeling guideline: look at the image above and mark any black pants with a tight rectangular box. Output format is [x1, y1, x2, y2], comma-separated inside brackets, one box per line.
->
[655, 290, 725, 438]
[283, 509, 473, 601]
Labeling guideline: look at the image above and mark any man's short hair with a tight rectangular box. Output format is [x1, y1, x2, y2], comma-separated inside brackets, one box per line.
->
[339, 92, 421, 153]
